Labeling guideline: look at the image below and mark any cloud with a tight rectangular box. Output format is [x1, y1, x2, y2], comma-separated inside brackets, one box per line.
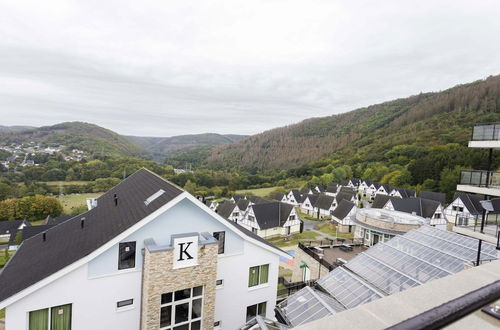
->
[0, 0, 499, 136]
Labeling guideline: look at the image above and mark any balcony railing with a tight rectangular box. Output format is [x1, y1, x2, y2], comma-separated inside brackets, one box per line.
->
[471, 123, 500, 141]
[460, 170, 500, 188]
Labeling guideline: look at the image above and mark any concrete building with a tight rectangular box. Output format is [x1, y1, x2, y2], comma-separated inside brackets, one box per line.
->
[0, 169, 290, 330]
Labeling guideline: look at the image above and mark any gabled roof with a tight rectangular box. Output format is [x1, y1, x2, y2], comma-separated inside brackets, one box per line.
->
[0, 220, 30, 236]
[0, 168, 183, 304]
[215, 200, 237, 219]
[335, 192, 354, 204]
[236, 199, 250, 211]
[326, 183, 339, 193]
[289, 190, 302, 202]
[315, 194, 335, 210]
[302, 194, 319, 206]
[231, 194, 245, 203]
[351, 178, 360, 186]
[300, 187, 311, 194]
[331, 200, 356, 221]
[251, 202, 294, 230]
[379, 184, 393, 192]
[394, 188, 415, 198]
[389, 197, 440, 218]
[453, 193, 484, 215]
[419, 191, 446, 205]
[0, 168, 289, 308]
[371, 182, 381, 189]
[372, 195, 394, 209]
[362, 179, 373, 186]
[490, 198, 500, 214]
[315, 185, 325, 193]
[248, 195, 274, 205]
[273, 192, 285, 201]
[340, 180, 349, 186]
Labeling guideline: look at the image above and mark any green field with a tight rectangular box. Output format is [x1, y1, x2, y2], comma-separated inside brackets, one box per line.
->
[59, 193, 102, 214]
[41, 181, 91, 186]
[266, 230, 321, 247]
[235, 186, 283, 198]
[316, 223, 355, 239]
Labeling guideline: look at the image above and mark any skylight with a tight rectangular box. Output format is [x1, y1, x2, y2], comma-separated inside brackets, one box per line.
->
[144, 189, 165, 206]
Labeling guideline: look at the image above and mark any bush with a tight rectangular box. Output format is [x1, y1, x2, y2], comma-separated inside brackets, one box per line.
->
[0, 195, 63, 221]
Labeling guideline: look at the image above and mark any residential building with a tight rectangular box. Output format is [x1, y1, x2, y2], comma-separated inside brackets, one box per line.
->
[216, 200, 244, 223]
[0, 220, 31, 251]
[444, 193, 484, 226]
[325, 183, 339, 197]
[239, 202, 301, 238]
[383, 197, 446, 229]
[330, 200, 356, 233]
[389, 187, 416, 198]
[419, 191, 447, 205]
[285, 190, 302, 206]
[299, 194, 319, 216]
[0, 169, 290, 330]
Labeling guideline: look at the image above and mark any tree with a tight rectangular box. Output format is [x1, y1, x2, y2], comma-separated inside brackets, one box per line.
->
[14, 230, 23, 245]
[183, 180, 197, 194]
[439, 166, 463, 202]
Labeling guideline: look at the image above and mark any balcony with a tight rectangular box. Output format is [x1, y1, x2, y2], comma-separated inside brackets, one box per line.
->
[452, 213, 500, 249]
[469, 123, 500, 148]
[457, 170, 500, 196]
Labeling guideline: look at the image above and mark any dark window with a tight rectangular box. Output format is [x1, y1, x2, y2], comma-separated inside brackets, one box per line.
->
[161, 292, 172, 304]
[246, 301, 267, 321]
[216, 279, 223, 286]
[193, 286, 203, 297]
[214, 321, 221, 327]
[213, 231, 225, 254]
[117, 299, 133, 308]
[160, 306, 172, 328]
[175, 303, 189, 324]
[118, 242, 136, 270]
[174, 288, 191, 301]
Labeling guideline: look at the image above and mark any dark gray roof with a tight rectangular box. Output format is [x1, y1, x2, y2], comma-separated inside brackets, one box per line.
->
[339, 186, 356, 195]
[22, 225, 54, 241]
[490, 198, 500, 214]
[215, 200, 237, 219]
[249, 196, 274, 205]
[395, 188, 416, 198]
[379, 184, 393, 193]
[331, 200, 355, 221]
[0, 220, 29, 236]
[315, 194, 335, 210]
[231, 194, 245, 203]
[236, 199, 250, 211]
[335, 192, 354, 204]
[251, 202, 294, 230]
[419, 191, 446, 205]
[372, 195, 394, 209]
[454, 193, 484, 215]
[0, 168, 183, 303]
[302, 194, 319, 206]
[340, 180, 349, 186]
[45, 215, 73, 226]
[389, 198, 440, 218]
[289, 190, 302, 202]
[351, 178, 361, 186]
[363, 179, 373, 186]
[316, 185, 325, 192]
[326, 183, 339, 193]
[372, 182, 381, 189]
[300, 187, 311, 194]
[273, 192, 285, 201]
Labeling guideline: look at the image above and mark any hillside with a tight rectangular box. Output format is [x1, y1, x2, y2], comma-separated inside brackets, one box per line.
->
[207, 75, 500, 170]
[0, 122, 146, 157]
[0, 125, 36, 132]
[126, 133, 247, 161]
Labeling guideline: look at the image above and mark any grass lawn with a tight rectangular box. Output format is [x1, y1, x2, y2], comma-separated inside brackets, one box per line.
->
[30, 219, 47, 226]
[316, 223, 354, 239]
[296, 208, 331, 221]
[59, 193, 102, 214]
[235, 186, 283, 198]
[266, 230, 321, 247]
[41, 181, 92, 186]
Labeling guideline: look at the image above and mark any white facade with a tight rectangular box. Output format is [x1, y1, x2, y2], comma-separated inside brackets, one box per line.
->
[286, 191, 301, 206]
[444, 196, 478, 225]
[300, 196, 315, 215]
[240, 206, 301, 238]
[3, 195, 288, 330]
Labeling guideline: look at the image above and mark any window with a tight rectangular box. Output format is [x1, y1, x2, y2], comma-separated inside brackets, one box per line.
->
[160, 286, 203, 330]
[29, 304, 72, 330]
[213, 231, 225, 254]
[434, 213, 441, 219]
[118, 242, 136, 270]
[246, 301, 267, 322]
[117, 299, 133, 308]
[232, 212, 239, 217]
[252, 228, 258, 234]
[214, 321, 221, 327]
[248, 215, 255, 221]
[289, 215, 296, 220]
[216, 279, 223, 287]
[459, 207, 464, 212]
[452, 206, 458, 211]
[248, 264, 269, 287]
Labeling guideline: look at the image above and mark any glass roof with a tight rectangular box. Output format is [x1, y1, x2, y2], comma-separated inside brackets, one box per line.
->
[276, 226, 498, 327]
[277, 286, 344, 327]
[316, 267, 383, 308]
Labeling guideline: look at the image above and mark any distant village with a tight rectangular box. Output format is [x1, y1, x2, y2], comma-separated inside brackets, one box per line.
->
[0, 142, 87, 169]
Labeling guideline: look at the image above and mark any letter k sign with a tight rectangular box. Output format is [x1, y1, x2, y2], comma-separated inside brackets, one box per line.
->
[173, 236, 199, 269]
[178, 242, 194, 261]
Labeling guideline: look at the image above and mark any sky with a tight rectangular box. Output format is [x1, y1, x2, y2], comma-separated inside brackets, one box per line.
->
[1, 0, 500, 137]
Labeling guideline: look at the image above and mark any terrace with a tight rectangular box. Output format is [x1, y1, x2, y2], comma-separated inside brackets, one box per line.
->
[458, 170, 500, 197]
[469, 123, 500, 148]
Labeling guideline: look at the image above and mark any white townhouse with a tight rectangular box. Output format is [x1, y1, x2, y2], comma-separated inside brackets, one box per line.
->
[239, 202, 301, 238]
[324, 183, 339, 197]
[0, 169, 290, 330]
[444, 193, 484, 226]
[330, 200, 357, 233]
[300, 194, 319, 216]
[0, 219, 30, 251]
[285, 190, 302, 206]
[215, 200, 245, 222]
[375, 184, 393, 196]
[313, 194, 336, 218]
[384, 197, 447, 229]
[366, 182, 381, 197]
[389, 188, 416, 199]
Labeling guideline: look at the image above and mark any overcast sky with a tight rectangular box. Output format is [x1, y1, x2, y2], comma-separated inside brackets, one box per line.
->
[1, 0, 500, 137]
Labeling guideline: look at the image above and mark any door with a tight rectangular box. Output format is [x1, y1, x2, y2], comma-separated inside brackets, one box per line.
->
[51, 304, 71, 330]
[373, 234, 380, 246]
[285, 226, 291, 235]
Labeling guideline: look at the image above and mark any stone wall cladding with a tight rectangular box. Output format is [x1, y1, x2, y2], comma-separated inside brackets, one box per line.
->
[141, 243, 218, 330]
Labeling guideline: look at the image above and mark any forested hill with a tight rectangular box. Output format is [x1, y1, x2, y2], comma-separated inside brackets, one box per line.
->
[125, 133, 247, 161]
[207, 75, 500, 170]
[0, 122, 146, 157]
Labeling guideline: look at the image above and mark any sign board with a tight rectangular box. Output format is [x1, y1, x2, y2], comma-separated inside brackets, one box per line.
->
[173, 236, 199, 269]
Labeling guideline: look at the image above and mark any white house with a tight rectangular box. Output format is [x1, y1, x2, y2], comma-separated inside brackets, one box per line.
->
[313, 194, 336, 218]
[285, 190, 302, 206]
[375, 184, 393, 196]
[384, 197, 447, 229]
[325, 183, 339, 197]
[0, 219, 30, 250]
[366, 182, 381, 197]
[239, 202, 301, 238]
[444, 193, 484, 226]
[330, 200, 357, 233]
[389, 188, 416, 199]
[215, 200, 245, 222]
[0, 169, 290, 330]
[300, 194, 319, 216]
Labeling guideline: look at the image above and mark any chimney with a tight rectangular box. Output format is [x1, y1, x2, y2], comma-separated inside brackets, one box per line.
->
[42, 232, 46, 242]
[114, 194, 118, 206]
[81, 217, 85, 229]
